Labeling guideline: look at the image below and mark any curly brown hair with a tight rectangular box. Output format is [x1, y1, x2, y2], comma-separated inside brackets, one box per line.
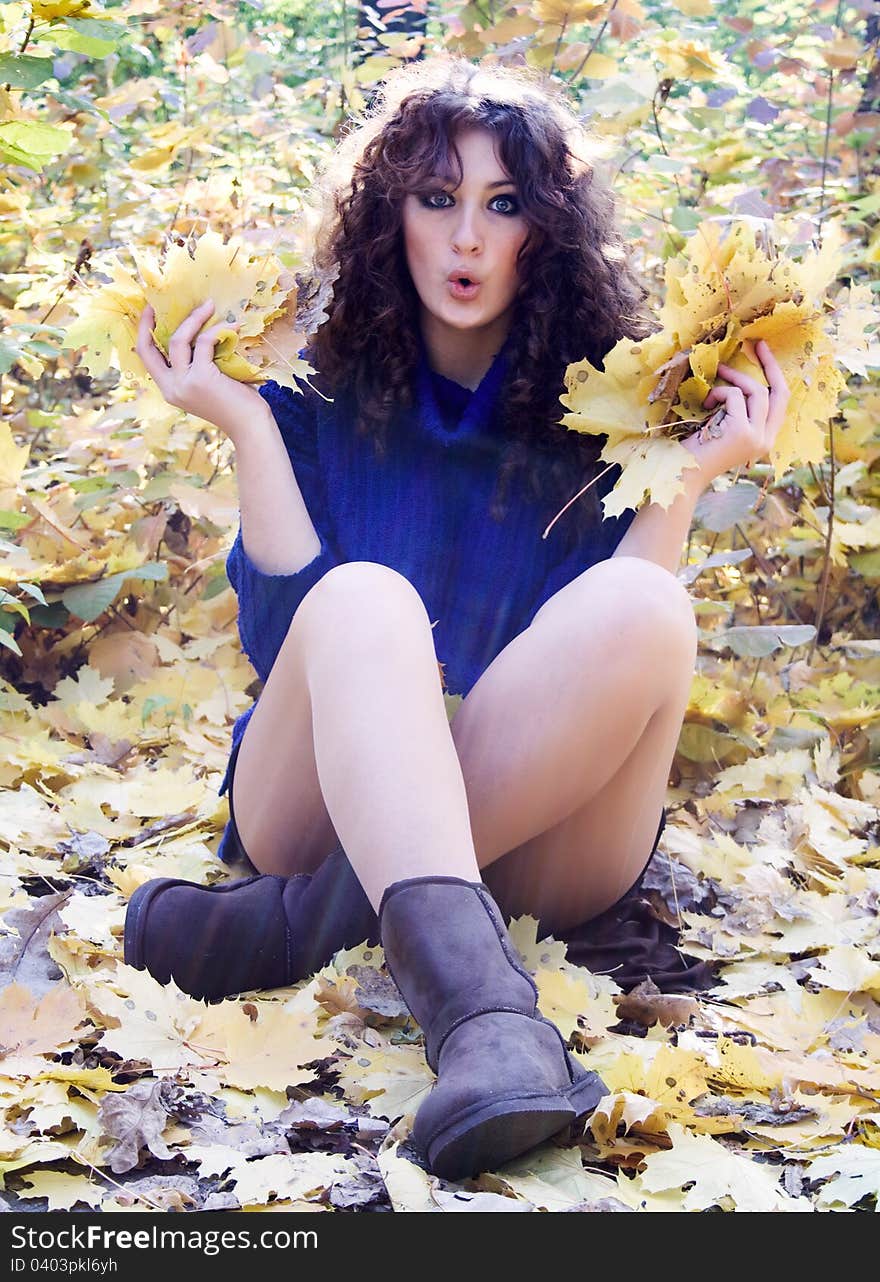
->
[300, 53, 659, 547]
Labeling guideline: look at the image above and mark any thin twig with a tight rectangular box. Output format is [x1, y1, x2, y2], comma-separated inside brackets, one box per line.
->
[808, 417, 837, 662]
[817, 0, 845, 243]
[70, 1150, 167, 1212]
[565, 0, 620, 84]
[549, 16, 568, 78]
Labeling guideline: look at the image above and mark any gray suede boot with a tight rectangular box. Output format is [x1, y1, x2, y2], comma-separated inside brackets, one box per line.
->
[124, 842, 379, 1000]
[378, 875, 606, 1180]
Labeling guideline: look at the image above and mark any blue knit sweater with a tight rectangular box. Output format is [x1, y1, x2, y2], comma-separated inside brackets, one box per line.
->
[216, 331, 635, 861]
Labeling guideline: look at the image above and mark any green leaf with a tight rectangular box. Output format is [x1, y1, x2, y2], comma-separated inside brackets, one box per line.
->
[680, 547, 753, 587]
[704, 624, 816, 658]
[670, 205, 704, 233]
[202, 569, 231, 601]
[0, 629, 22, 657]
[17, 582, 48, 607]
[65, 17, 129, 40]
[0, 119, 72, 172]
[47, 26, 118, 58]
[851, 549, 880, 581]
[0, 53, 56, 89]
[28, 601, 69, 629]
[0, 510, 29, 531]
[61, 562, 168, 623]
[694, 482, 761, 533]
[0, 590, 30, 622]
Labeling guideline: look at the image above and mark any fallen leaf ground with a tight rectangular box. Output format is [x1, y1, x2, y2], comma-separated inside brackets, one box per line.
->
[2, 628, 879, 1211]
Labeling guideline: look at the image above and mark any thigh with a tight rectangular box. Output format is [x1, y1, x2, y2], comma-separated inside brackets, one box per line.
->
[480, 690, 687, 936]
[451, 557, 697, 934]
[229, 601, 338, 878]
[228, 559, 438, 878]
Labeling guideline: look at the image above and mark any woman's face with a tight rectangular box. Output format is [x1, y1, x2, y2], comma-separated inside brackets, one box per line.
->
[401, 127, 529, 353]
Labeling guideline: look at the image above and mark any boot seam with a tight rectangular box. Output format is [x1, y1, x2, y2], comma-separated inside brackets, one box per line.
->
[535, 1013, 580, 1080]
[431, 1005, 537, 1070]
[473, 885, 540, 1001]
[379, 878, 572, 1079]
[378, 874, 485, 920]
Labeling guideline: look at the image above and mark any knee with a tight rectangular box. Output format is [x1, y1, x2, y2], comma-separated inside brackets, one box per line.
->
[293, 560, 431, 638]
[565, 556, 697, 662]
[601, 557, 698, 656]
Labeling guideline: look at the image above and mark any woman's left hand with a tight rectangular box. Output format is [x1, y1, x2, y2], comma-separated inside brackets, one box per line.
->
[681, 338, 792, 488]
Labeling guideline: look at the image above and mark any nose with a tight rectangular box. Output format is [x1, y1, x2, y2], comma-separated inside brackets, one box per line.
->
[451, 204, 483, 256]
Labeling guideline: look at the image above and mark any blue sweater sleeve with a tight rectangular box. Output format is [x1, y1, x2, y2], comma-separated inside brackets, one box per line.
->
[225, 377, 339, 683]
[525, 456, 636, 625]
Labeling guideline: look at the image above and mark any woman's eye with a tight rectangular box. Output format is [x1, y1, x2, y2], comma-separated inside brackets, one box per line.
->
[420, 192, 519, 214]
[491, 194, 519, 215]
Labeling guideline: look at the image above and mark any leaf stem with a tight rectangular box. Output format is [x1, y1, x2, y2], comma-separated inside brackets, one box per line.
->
[808, 417, 837, 662]
[541, 461, 617, 540]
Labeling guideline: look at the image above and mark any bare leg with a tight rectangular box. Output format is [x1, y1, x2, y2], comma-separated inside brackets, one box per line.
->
[449, 555, 697, 931]
[232, 561, 479, 911]
[231, 556, 695, 929]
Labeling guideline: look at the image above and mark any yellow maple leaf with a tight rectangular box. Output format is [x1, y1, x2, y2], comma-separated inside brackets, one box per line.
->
[562, 217, 855, 513]
[336, 1041, 434, 1119]
[63, 228, 315, 396]
[507, 914, 569, 972]
[705, 1035, 782, 1093]
[634, 1122, 808, 1211]
[535, 965, 619, 1040]
[0, 420, 30, 496]
[589, 1089, 669, 1146]
[587, 1042, 710, 1120]
[599, 431, 704, 515]
[91, 965, 213, 1073]
[31, 1064, 127, 1096]
[31, 0, 96, 17]
[0, 983, 87, 1060]
[17, 1170, 103, 1211]
[654, 37, 730, 81]
[217, 993, 338, 1092]
[226, 1151, 355, 1208]
[811, 945, 880, 996]
[709, 746, 814, 804]
[531, 0, 605, 27]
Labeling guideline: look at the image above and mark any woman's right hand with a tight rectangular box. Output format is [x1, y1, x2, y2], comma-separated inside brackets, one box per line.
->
[136, 299, 271, 443]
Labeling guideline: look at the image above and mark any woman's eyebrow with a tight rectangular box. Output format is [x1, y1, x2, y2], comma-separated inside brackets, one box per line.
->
[430, 176, 517, 188]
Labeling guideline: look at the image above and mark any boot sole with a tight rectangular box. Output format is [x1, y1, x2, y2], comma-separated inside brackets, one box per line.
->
[565, 1066, 608, 1122]
[424, 1094, 578, 1181]
[423, 1069, 606, 1181]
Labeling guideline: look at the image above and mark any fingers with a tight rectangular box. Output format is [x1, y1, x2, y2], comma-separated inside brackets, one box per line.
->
[168, 299, 215, 370]
[701, 384, 763, 462]
[136, 299, 240, 387]
[755, 338, 791, 429]
[191, 315, 241, 367]
[703, 384, 746, 417]
[715, 361, 769, 413]
[136, 303, 171, 378]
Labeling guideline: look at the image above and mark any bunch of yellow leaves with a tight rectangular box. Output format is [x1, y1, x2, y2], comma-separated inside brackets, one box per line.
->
[559, 216, 876, 518]
[64, 228, 327, 396]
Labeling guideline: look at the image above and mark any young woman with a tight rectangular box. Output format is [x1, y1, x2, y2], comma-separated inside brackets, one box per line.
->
[126, 55, 790, 1180]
